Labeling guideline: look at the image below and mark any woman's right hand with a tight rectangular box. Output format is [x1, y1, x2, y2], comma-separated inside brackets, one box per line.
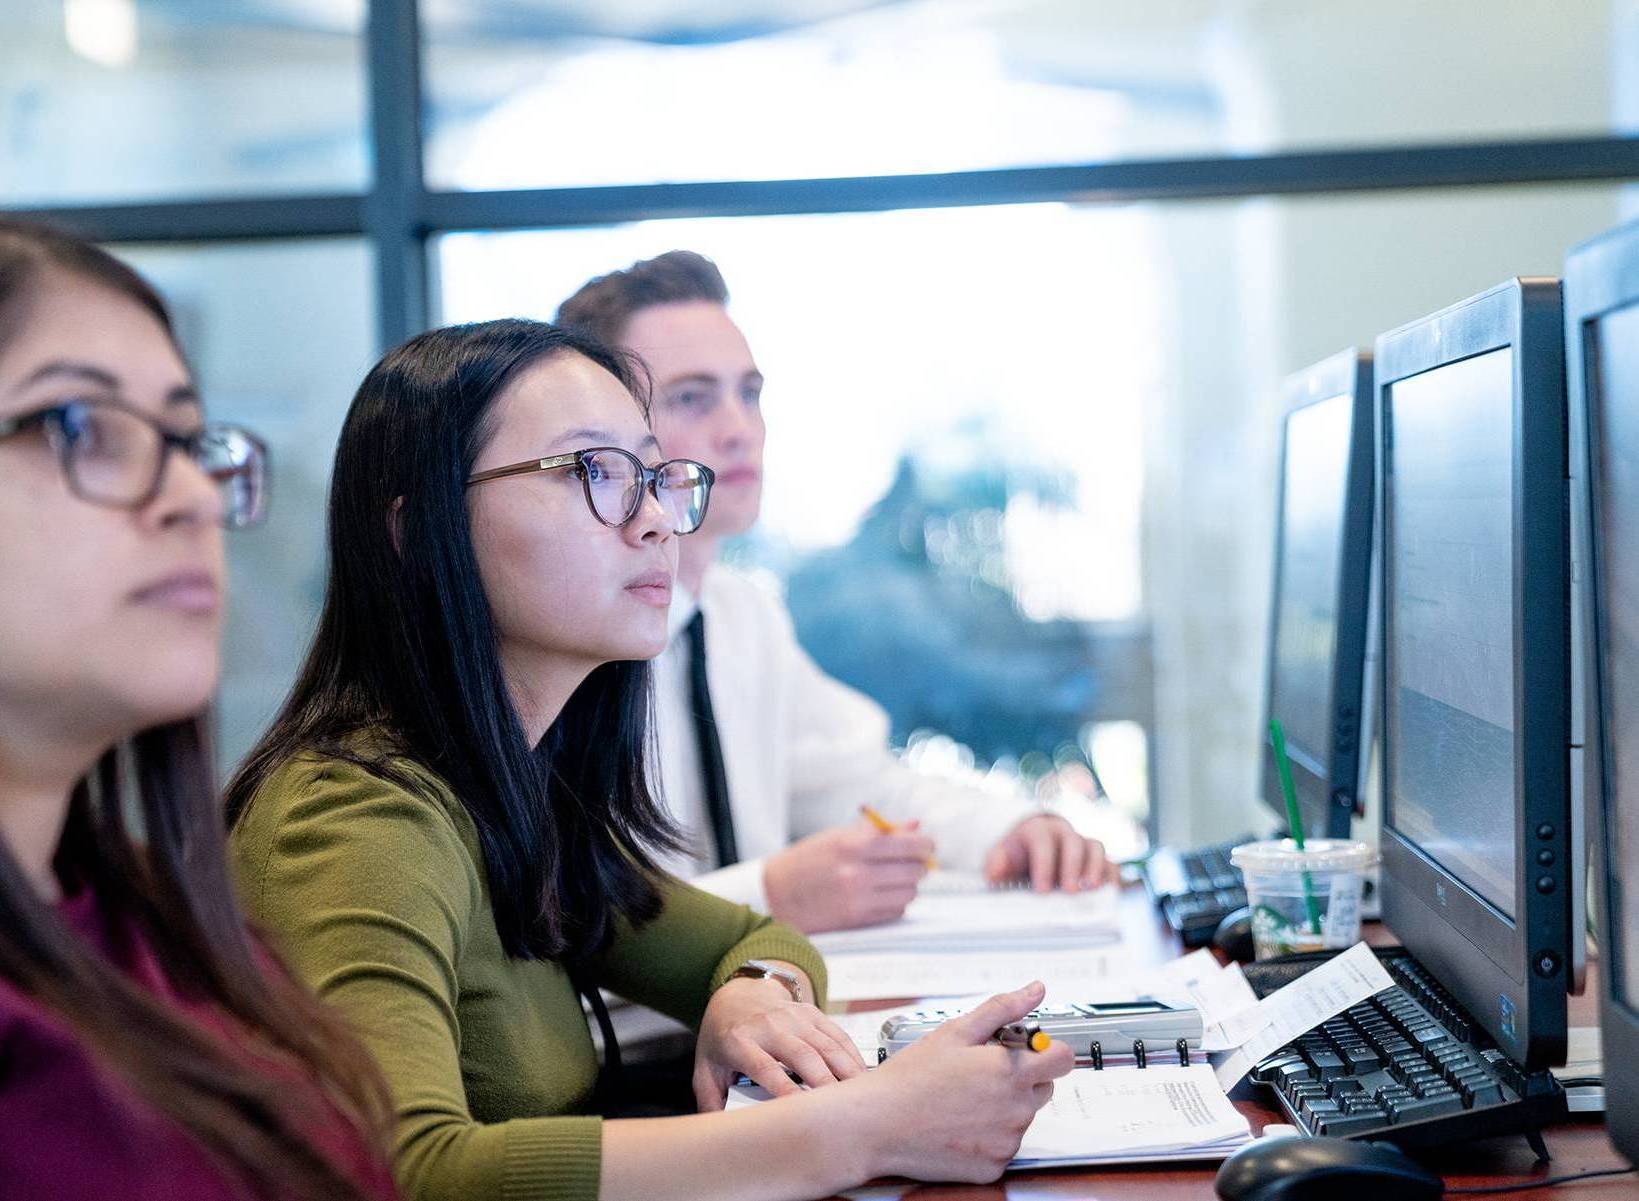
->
[840, 981, 1073, 1183]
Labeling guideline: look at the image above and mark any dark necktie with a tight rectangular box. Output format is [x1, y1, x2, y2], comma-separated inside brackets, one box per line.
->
[685, 610, 739, 867]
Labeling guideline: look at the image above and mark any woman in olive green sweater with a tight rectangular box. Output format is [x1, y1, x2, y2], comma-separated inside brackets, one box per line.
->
[226, 319, 1071, 1201]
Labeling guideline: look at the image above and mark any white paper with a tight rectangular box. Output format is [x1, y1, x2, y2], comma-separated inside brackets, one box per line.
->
[823, 945, 1128, 1003]
[1210, 942, 1396, 1090]
[1018, 1064, 1252, 1162]
[810, 872, 1119, 956]
[1141, 949, 1262, 1051]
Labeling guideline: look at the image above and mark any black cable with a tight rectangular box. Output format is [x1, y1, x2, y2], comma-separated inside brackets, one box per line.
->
[1447, 1166, 1637, 1195]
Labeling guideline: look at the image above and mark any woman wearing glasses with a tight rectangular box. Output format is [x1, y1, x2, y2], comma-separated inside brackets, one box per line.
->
[0, 220, 395, 1200]
[225, 318, 1071, 1201]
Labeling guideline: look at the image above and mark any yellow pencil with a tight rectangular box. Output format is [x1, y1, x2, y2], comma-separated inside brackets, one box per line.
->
[859, 804, 938, 870]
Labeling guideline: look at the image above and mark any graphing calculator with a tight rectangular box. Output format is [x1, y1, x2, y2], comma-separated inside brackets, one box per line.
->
[877, 999, 1204, 1066]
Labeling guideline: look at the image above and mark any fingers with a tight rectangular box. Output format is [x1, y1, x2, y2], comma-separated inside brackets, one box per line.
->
[940, 981, 1047, 1044]
[1024, 822, 1059, 892]
[859, 832, 938, 864]
[810, 1023, 870, 1080]
[982, 839, 1018, 884]
[693, 1062, 730, 1112]
[771, 1032, 839, 1090]
[804, 1011, 870, 1073]
[736, 1044, 803, 1101]
[1085, 839, 1113, 887]
[867, 860, 930, 891]
[1018, 1037, 1076, 1083]
[1055, 831, 1087, 893]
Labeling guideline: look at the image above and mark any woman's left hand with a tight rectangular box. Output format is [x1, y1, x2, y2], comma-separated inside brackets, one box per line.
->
[693, 973, 868, 1111]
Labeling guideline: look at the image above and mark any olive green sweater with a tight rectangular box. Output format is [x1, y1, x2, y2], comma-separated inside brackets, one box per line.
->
[230, 751, 826, 1201]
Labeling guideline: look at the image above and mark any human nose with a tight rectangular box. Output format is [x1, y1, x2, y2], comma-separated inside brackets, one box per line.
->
[714, 396, 760, 452]
[143, 441, 227, 532]
[623, 473, 675, 547]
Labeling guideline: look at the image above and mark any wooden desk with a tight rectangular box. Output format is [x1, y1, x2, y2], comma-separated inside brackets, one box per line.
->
[831, 885, 1631, 1200]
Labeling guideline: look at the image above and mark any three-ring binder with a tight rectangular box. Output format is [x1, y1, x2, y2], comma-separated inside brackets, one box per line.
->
[1084, 1036, 1197, 1069]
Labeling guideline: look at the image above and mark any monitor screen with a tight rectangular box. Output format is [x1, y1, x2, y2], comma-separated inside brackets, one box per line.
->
[1269, 393, 1353, 780]
[1385, 348, 1517, 920]
[1594, 300, 1639, 1013]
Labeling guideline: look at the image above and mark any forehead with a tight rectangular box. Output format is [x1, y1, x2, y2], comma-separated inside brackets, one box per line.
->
[0, 272, 189, 409]
[488, 350, 648, 449]
[620, 301, 756, 380]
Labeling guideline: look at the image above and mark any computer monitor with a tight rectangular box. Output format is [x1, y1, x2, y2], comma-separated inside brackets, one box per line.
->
[1261, 350, 1375, 840]
[1375, 278, 1572, 1070]
[1567, 218, 1639, 1167]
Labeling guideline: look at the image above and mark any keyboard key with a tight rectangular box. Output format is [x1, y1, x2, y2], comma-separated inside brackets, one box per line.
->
[1343, 1046, 1383, 1073]
[1309, 1051, 1346, 1079]
[1276, 1062, 1316, 1088]
[1464, 1081, 1506, 1108]
[1388, 1094, 1467, 1123]
[1317, 1112, 1391, 1137]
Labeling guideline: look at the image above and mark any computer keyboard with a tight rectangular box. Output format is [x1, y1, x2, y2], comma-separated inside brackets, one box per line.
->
[1250, 952, 1566, 1148]
[1142, 837, 1250, 947]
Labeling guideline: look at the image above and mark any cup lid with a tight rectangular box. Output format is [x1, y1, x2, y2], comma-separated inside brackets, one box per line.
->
[1229, 837, 1377, 873]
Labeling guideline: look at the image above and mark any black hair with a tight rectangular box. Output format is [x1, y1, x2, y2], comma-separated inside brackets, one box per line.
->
[226, 319, 682, 961]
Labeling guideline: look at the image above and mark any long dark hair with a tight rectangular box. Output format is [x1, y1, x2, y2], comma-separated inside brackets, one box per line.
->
[0, 220, 389, 1200]
[226, 319, 682, 961]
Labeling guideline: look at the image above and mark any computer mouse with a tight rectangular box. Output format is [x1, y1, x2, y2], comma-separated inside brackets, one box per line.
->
[1212, 906, 1257, 963]
[1215, 1135, 1443, 1201]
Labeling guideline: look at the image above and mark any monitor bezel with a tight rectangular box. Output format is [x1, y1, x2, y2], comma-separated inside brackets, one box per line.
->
[1260, 349, 1375, 840]
[1566, 218, 1639, 1166]
[1375, 277, 1570, 1070]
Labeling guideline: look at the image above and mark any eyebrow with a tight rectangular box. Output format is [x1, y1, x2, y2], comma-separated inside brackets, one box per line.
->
[19, 360, 199, 406]
[660, 369, 764, 391]
[546, 426, 661, 454]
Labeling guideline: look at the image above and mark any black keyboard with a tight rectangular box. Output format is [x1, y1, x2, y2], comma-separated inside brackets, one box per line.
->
[1142, 837, 1250, 947]
[1250, 952, 1566, 1148]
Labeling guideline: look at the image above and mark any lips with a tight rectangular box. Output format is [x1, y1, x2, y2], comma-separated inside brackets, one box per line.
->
[130, 570, 220, 616]
[715, 466, 762, 486]
[624, 568, 674, 607]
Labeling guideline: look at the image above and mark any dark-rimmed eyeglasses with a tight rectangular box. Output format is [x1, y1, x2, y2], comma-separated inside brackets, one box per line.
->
[0, 397, 268, 529]
[467, 446, 714, 535]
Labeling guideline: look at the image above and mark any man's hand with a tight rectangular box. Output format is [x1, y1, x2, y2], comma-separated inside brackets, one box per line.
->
[762, 821, 935, 933]
[982, 814, 1116, 892]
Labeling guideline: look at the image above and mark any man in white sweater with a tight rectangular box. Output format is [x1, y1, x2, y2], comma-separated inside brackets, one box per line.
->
[557, 252, 1115, 933]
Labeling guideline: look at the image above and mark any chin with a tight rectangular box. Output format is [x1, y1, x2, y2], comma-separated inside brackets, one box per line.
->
[119, 667, 220, 730]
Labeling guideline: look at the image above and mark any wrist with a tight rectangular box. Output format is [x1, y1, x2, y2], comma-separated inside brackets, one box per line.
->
[802, 1075, 887, 1188]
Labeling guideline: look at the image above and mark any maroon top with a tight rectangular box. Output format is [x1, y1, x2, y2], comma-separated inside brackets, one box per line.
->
[0, 889, 398, 1201]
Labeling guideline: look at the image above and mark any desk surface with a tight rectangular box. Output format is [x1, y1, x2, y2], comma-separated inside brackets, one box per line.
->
[833, 885, 1630, 1200]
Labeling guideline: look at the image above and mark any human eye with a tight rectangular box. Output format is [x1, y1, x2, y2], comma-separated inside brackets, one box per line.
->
[52, 400, 127, 459]
[665, 387, 716, 415]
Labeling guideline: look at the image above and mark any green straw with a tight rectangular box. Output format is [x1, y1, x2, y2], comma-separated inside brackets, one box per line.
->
[1270, 717, 1324, 936]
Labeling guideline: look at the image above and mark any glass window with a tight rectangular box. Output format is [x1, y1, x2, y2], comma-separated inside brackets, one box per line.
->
[441, 181, 1627, 846]
[3, 1, 367, 205]
[424, 0, 1636, 191]
[113, 239, 376, 776]
[437, 204, 1154, 832]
